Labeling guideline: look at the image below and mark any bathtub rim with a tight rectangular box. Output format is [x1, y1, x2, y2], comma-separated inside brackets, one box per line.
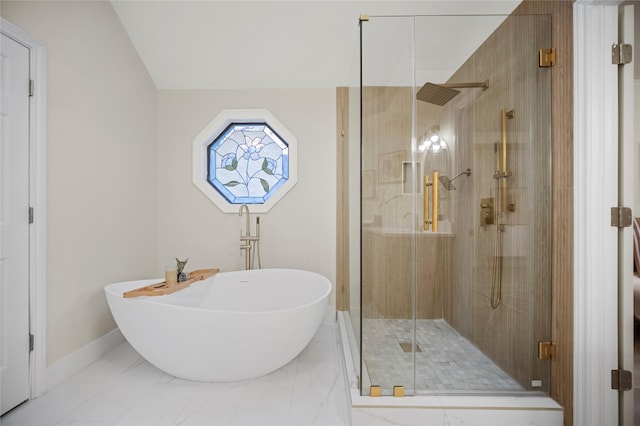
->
[104, 268, 332, 316]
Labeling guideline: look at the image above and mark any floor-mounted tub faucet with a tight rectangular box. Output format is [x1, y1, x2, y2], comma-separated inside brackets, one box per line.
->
[239, 204, 260, 270]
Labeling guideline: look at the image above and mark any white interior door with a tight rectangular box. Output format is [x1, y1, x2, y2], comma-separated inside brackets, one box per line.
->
[0, 32, 31, 415]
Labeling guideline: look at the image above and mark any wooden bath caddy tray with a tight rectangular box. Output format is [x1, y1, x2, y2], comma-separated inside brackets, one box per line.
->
[123, 268, 219, 298]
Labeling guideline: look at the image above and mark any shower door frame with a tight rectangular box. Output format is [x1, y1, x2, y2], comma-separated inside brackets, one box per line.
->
[357, 12, 554, 396]
[336, 2, 575, 417]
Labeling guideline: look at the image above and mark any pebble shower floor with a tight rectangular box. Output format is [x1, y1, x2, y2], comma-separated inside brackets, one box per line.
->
[362, 319, 522, 391]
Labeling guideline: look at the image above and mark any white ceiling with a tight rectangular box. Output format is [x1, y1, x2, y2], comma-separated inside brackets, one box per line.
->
[110, 0, 521, 90]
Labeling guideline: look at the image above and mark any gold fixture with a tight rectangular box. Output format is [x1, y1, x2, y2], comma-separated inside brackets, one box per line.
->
[433, 172, 438, 232]
[539, 48, 556, 67]
[393, 386, 405, 397]
[538, 341, 555, 360]
[417, 80, 489, 106]
[359, 14, 370, 22]
[490, 224, 505, 309]
[439, 168, 471, 191]
[480, 198, 495, 226]
[423, 172, 438, 232]
[399, 342, 422, 353]
[424, 176, 430, 231]
[493, 109, 514, 212]
[370, 385, 381, 397]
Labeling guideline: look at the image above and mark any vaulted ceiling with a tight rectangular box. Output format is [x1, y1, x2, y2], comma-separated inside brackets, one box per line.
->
[111, 1, 521, 90]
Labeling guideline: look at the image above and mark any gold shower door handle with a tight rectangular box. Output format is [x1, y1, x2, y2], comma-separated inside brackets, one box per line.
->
[424, 176, 431, 231]
[423, 172, 438, 232]
[432, 172, 438, 232]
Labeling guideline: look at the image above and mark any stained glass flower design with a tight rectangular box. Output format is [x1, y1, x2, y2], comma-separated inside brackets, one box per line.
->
[241, 136, 265, 160]
[207, 123, 289, 204]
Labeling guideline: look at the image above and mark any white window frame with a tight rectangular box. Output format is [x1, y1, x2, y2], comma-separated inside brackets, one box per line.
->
[192, 109, 297, 213]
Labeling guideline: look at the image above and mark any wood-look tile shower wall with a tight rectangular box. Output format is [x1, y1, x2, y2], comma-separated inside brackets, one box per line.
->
[361, 87, 448, 320]
[513, 2, 574, 424]
[440, 14, 552, 393]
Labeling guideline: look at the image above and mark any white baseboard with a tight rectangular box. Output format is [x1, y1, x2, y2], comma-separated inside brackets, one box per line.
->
[45, 328, 125, 392]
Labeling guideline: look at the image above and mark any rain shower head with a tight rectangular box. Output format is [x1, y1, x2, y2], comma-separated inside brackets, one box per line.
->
[417, 80, 489, 106]
[438, 168, 471, 190]
[416, 83, 460, 106]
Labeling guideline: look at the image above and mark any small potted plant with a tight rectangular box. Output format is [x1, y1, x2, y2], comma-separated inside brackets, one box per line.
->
[176, 258, 188, 282]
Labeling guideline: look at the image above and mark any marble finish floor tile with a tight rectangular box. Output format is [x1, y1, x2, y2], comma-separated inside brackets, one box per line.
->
[2, 323, 349, 426]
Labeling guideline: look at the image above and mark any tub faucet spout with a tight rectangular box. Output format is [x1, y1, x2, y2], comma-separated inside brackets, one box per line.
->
[239, 204, 251, 238]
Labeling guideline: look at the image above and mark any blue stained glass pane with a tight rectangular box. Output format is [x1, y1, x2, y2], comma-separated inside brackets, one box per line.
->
[207, 122, 289, 204]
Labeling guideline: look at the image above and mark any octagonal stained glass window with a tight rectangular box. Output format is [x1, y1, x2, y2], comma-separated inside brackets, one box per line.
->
[192, 109, 297, 213]
[208, 123, 289, 204]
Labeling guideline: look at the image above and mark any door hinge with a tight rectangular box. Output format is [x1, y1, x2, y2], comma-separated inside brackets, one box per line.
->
[538, 341, 555, 360]
[612, 369, 632, 391]
[611, 206, 632, 228]
[612, 43, 632, 65]
[29, 334, 34, 352]
[29, 79, 34, 97]
[539, 48, 556, 67]
[28, 207, 34, 224]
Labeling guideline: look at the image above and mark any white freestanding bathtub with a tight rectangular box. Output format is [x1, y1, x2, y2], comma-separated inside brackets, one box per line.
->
[104, 268, 331, 382]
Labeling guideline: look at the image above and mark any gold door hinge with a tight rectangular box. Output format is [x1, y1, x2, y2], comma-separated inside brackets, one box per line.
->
[370, 385, 381, 397]
[612, 369, 632, 391]
[538, 341, 555, 360]
[539, 48, 556, 67]
[611, 207, 632, 228]
[393, 386, 404, 397]
[612, 43, 632, 65]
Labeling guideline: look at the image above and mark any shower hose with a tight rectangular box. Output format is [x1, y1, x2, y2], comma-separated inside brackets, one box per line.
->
[490, 223, 504, 309]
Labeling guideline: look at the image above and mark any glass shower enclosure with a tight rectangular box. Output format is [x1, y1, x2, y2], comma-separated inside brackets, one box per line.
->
[352, 13, 552, 396]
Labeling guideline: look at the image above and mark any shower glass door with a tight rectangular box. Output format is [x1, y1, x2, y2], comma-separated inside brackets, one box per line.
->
[360, 13, 552, 396]
[360, 16, 418, 394]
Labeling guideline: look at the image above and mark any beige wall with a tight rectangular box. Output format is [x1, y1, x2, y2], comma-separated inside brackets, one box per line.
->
[1, 1, 158, 365]
[1, 2, 338, 367]
[156, 90, 336, 302]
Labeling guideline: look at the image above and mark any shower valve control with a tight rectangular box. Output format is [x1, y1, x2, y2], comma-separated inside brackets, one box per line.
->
[480, 197, 495, 226]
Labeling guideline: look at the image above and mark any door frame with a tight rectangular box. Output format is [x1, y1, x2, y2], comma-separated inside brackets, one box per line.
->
[1, 17, 47, 399]
[573, 1, 626, 425]
[617, 4, 635, 425]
